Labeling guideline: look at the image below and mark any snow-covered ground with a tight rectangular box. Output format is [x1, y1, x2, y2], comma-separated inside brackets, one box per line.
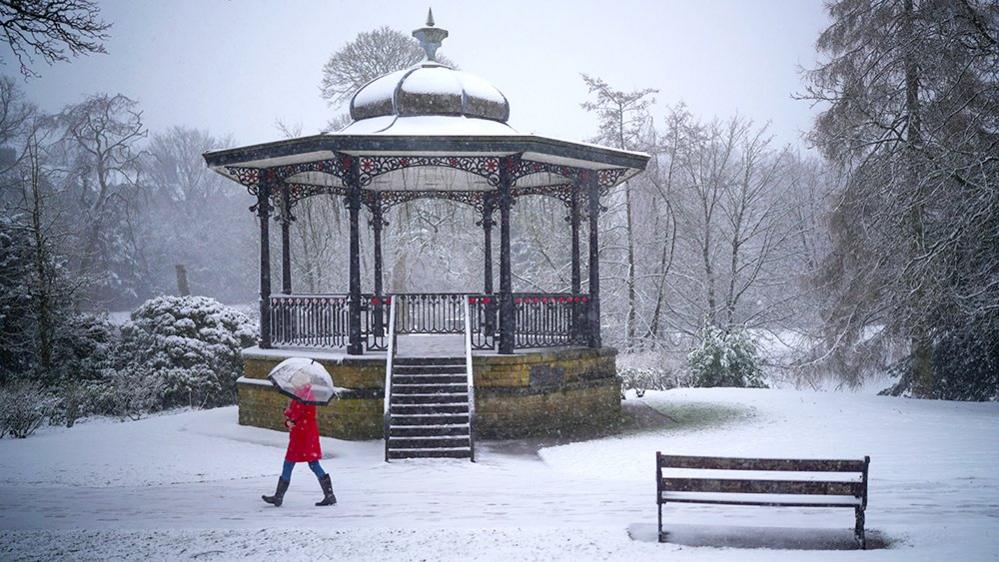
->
[1, 389, 998, 561]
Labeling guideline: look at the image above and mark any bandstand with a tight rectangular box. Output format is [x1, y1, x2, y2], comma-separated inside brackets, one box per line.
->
[203, 13, 649, 459]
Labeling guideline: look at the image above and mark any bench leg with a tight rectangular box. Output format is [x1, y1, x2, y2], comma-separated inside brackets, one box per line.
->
[854, 507, 866, 550]
[658, 502, 665, 543]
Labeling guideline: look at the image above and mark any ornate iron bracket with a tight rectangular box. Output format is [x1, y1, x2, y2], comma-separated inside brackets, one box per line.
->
[357, 155, 502, 187]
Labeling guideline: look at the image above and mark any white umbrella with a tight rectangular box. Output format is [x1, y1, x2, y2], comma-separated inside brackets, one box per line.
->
[267, 357, 339, 405]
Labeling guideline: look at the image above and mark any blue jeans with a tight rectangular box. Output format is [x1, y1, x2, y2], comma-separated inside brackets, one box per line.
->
[281, 460, 326, 482]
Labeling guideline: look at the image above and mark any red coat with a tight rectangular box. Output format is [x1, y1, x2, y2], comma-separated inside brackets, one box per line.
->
[284, 398, 322, 462]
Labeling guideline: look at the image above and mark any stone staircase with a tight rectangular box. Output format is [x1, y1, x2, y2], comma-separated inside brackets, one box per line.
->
[385, 356, 473, 460]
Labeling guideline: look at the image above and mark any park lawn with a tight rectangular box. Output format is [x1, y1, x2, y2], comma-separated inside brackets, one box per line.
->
[1, 388, 997, 561]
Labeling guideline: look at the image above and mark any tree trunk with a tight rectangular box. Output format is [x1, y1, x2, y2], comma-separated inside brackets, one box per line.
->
[28, 137, 52, 379]
[175, 264, 190, 296]
[619, 112, 637, 345]
[902, 0, 933, 398]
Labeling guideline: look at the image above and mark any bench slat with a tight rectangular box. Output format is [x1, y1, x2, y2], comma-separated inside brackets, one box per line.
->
[657, 455, 865, 472]
[661, 491, 862, 507]
[661, 477, 863, 496]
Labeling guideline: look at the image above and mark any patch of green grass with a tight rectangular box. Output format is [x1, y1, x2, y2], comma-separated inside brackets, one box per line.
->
[619, 400, 753, 436]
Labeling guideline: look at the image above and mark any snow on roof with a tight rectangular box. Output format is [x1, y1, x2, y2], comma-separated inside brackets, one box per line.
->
[398, 65, 462, 96]
[351, 69, 408, 111]
[338, 115, 519, 136]
[349, 62, 510, 123]
[459, 72, 507, 106]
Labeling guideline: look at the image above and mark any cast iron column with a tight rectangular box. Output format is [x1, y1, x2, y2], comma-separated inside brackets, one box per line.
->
[481, 194, 494, 295]
[257, 176, 273, 349]
[371, 195, 385, 337]
[569, 185, 582, 340]
[586, 171, 602, 348]
[280, 182, 292, 295]
[480, 194, 496, 343]
[346, 156, 363, 355]
[570, 187, 582, 293]
[498, 155, 517, 354]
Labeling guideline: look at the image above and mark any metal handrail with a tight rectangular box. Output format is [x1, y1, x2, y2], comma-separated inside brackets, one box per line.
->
[382, 296, 397, 463]
[463, 297, 477, 462]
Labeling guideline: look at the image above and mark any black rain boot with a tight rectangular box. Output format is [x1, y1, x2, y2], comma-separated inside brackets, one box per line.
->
[315, 473, 337, 506]
[262, 477, 290, 507]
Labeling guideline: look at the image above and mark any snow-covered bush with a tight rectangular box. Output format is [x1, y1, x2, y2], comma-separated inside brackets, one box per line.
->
[115, 295, 256, 410]
[0, 379, 57, 438]
[687, 325, 767, 388]
[88, 367, 163, 421]
[618, 367, 674, 397]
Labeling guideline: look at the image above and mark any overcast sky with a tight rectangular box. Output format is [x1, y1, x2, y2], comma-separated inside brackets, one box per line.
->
[4, 0, 830, 150]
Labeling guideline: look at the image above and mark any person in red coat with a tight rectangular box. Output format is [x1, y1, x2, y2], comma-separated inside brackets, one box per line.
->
[262, 380, 336, 507]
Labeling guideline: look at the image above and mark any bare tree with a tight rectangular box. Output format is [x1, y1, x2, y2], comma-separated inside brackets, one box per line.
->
[0, 0, 110, 77]
[661, 113, 798, 341]
[53, 93, 146, 305]
[320, 26, 454, 106]
[581, 74, 657, 346]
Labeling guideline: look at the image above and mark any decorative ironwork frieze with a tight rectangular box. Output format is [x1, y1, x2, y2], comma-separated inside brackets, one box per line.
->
[511, 161, 621, 185]
[357, 155, 502, 187]
[271, 157, 350, 184]
[376, 189, 488, 211]
[511, 183, 575, 206]
[597, 168, 628, 188]
[225, 166, 263, 198]
[511, 160, 582, 183]
[228, 155, 629, 213]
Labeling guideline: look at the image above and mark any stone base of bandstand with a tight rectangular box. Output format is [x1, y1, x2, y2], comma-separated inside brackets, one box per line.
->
[237, 343, 620, 440]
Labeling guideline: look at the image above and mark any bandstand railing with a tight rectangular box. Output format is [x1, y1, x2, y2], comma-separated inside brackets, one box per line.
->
[394, 293, 467, 335]
[513, 293, 589, 348]
[269, 294, 349, 348]
[267, 291, 589, 352]
[467, 295, 497, 351]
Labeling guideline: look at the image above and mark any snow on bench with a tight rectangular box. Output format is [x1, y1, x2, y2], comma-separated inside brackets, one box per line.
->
[656, 453, 871, 549]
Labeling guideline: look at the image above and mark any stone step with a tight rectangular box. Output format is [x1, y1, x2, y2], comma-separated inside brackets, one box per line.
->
[388, 436, 471, 449]
[394, 357, 465, 366]
[392, 393, 468, 405]
[390, 424, 470, 437]
[393, 365, 466, 375]
[390, 413, 470, 425]
[392, 383, 468, 394]
[387, 448, 472, 459]
[393, 374, 467, 385]
[391, 403, 469, 415]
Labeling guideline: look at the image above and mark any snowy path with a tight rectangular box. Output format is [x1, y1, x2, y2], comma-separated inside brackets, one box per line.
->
[2, 389, 998, 560]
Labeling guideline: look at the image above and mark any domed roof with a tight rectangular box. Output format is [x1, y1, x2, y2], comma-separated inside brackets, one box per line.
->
[350, 62, 510, 123]
[347, 10, 509, 124]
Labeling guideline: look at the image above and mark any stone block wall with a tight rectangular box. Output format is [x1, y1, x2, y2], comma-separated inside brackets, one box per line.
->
[473, 347, 621, 438]
[239, 349, 384, 440]
[238, 346, 620, 441]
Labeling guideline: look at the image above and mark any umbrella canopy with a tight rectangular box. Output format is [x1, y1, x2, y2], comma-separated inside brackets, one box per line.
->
[267, 358, 339, 405]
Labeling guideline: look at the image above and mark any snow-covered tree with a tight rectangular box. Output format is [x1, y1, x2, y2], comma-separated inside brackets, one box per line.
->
[803, 0, 999, 397]
[115, 295, 256, 410]
[688, 325, 766, 388]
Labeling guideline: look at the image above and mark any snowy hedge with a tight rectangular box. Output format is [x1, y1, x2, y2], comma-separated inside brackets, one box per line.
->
[618, 367, 675, 397]
[113, 296, 256, 411]
[688, 326, 767, 388]
[0, 379, 57, 438]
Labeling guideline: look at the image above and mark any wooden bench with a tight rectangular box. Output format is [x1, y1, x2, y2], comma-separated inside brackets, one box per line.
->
[656, 453, 870, 549]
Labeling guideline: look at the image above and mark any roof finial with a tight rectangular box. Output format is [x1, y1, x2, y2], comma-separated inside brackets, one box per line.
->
[412, 8, 448, 62]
